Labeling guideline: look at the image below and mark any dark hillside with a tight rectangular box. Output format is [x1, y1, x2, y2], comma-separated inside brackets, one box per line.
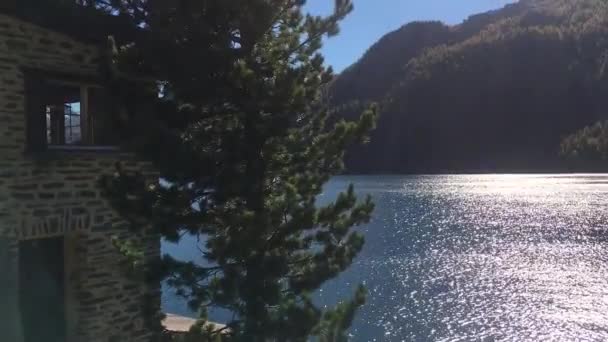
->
[331, 0, 608, 173]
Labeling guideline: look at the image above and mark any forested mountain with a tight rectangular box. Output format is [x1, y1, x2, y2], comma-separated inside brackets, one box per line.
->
[331, 0, 608, 173]
[561, 121, 608, 161]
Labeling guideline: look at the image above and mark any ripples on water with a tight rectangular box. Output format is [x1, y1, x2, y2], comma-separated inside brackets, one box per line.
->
[162, 174, 608, 341]
[317, 175, 608, 341]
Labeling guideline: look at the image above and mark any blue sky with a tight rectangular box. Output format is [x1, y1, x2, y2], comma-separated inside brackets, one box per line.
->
[305, 0, 517, 72]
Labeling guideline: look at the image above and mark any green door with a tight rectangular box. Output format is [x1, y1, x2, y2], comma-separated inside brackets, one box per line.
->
[19, 238, 66, 342]
[0, 238, 21, 341]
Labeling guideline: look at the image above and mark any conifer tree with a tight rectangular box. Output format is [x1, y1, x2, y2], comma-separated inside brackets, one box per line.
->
[95, 0, 378, 340]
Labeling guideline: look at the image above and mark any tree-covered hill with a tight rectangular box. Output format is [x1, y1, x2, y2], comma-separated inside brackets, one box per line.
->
[331, 0, 608, 173]
[561, 120, 608, 160]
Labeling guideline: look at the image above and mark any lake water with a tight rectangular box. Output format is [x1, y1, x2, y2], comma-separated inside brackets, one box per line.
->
[162, 174, 608, 341]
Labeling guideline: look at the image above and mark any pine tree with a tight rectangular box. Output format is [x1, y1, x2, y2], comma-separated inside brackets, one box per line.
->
[95, 0, 378, 340]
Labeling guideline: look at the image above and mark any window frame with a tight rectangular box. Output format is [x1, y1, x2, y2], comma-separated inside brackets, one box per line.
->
[24, 69, 121, 153]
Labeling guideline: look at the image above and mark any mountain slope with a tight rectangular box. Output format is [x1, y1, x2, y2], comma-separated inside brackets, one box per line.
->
[332, 0, 608, 173]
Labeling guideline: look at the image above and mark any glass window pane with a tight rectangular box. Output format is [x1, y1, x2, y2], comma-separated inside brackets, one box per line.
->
[64, 103, 81, 145]
[45, 107, 51, 145]
[44, 86, 81, 146]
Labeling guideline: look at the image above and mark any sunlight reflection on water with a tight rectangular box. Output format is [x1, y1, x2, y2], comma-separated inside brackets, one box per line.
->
[162, 174, 608, 341]
[316, 174, 608, 341]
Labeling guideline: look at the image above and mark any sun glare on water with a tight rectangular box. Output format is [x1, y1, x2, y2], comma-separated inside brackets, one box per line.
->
[316, 174, 608, 341]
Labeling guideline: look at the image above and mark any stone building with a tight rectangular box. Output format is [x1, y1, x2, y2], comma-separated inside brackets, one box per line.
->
[0, 2, 160, 342]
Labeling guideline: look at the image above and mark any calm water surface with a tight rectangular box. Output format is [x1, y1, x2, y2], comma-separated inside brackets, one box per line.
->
[163, 174, 608, 341]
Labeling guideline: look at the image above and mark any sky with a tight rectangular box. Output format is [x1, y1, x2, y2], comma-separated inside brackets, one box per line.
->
[305, 0, 517, 72]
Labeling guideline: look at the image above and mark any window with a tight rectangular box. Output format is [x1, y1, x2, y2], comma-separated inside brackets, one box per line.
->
[26, 74, 120, 152]
[44, 85, 82, 146]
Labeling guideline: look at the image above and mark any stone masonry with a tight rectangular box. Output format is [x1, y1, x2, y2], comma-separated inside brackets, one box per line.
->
[0, 12, 160, 342]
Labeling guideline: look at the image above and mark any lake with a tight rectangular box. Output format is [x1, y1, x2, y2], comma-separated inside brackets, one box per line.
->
[162, 174, 608, 341]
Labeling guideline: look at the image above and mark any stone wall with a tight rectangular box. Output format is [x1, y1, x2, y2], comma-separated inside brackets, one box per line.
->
[0, 13, 160, 342]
